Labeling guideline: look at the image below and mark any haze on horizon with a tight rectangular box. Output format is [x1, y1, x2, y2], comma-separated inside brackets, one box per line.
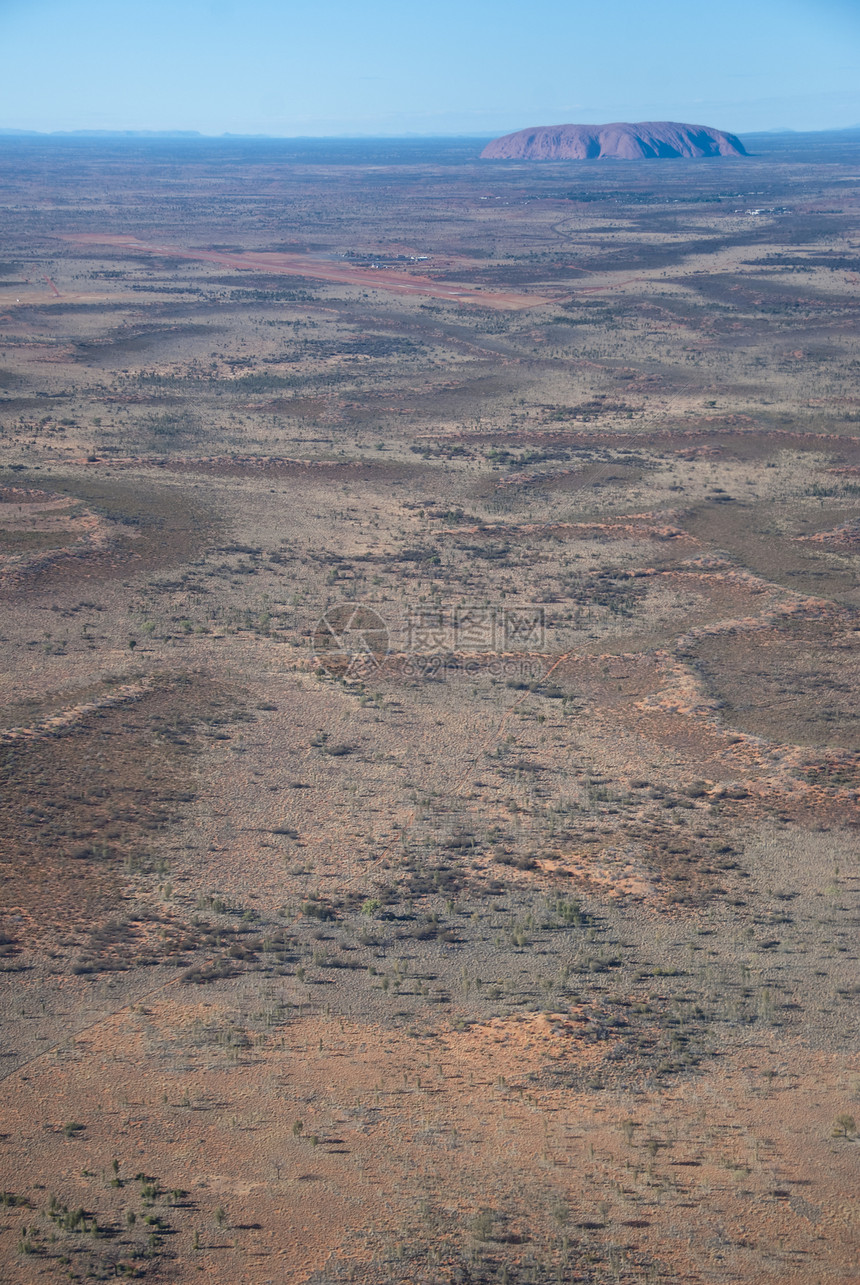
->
[0, 0, 858, 138]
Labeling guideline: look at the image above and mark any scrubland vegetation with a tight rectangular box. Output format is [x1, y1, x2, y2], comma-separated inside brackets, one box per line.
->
[0, 133, 858, 1282]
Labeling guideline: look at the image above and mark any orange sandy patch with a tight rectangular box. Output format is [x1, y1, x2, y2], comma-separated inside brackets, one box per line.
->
[539, 852, 655, 900]
[1, 1000, 858, 1283]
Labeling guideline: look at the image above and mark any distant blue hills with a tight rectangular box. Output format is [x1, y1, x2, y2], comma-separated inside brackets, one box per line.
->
[0, 129, 208, 137]
[0, 125, 858, 141]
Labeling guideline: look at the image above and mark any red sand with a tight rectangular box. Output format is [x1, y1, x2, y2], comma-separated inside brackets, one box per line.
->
[59, 234, 551, 311]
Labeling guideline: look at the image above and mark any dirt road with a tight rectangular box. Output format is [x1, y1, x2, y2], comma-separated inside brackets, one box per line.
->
[60, 233, 552, 310]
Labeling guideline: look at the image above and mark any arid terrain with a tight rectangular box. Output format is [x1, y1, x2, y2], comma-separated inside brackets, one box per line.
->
[0, 131, 858, 1283]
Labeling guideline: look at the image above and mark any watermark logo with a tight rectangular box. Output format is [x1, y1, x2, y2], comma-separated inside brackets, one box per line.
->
[312, 603, 390, 676]
[406, 605, 545, 653]
[313, 601, 546, 678]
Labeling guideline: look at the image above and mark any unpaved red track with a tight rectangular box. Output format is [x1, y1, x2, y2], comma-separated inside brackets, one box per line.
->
[59, 234, 551, 310]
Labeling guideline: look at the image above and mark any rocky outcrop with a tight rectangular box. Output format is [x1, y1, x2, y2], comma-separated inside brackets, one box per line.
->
[481, 121, 747, 160]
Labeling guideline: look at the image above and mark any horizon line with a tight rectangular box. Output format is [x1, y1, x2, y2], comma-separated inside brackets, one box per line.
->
[1, 124, 860, 142]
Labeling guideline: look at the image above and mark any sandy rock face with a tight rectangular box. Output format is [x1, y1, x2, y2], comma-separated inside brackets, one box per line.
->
[481, 121, 747, 160]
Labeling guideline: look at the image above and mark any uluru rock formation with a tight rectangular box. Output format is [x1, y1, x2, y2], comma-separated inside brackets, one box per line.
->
[481, 121, 747, 160]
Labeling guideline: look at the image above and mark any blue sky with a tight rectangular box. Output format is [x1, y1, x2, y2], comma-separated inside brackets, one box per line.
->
[1, 0, 858, 136]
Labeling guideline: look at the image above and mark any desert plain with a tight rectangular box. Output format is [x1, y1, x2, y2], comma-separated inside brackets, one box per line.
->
[0, 131, 858, 1283]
